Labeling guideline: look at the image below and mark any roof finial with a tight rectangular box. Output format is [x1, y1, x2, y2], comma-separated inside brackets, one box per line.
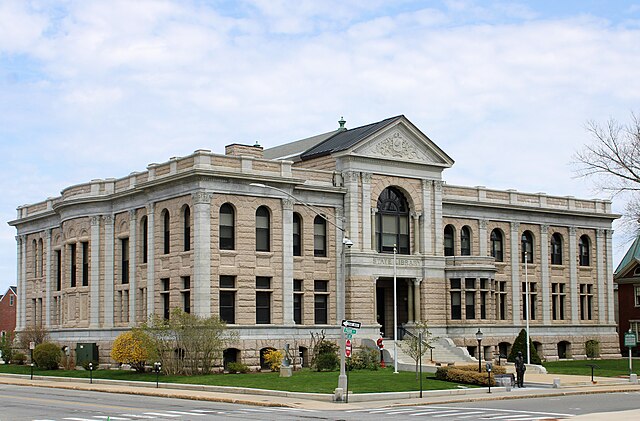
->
[338, 116, 346, 130]
[254, 140, 261, 147]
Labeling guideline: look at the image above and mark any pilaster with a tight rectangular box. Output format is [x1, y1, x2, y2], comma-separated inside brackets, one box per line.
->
[510, 221, 521, 324]
[336, 207, 346, 322]
[361, 172, 372, 251]
[90, 216, 101, 328]
[605, 229, 615, 323]
[281, 197, 295, 325]
[343, 171, 359, 250]
[45, 229, 52, 327]
[540, 224, 550, 324]
[422, 179, 433, 255]
[146, 203, 155, 317]
[192, 191, 213, 317]
[569, 226, 578, 323]
[412, 212, 421, 255]
[479, 219, 488, 256]
[103, 214, 114, 327]
[413, 278, 422, 322]
[128, 209, 137, 326]
[434, 180, 444, 256]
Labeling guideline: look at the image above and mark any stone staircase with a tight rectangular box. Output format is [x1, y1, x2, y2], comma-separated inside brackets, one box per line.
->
[384, 336, 476, 372]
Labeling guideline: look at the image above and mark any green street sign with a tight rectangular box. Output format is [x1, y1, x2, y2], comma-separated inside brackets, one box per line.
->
[625, 332, 637, 348]
[346, 334, 352, 339]
[350, 328, 357, 335]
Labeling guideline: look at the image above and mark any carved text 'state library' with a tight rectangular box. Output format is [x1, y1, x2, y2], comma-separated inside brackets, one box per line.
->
[10, 116, 619, 366]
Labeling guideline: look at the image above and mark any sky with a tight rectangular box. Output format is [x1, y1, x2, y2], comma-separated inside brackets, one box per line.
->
[1, 0, 640, 294]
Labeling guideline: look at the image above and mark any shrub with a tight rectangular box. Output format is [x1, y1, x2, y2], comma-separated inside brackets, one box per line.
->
[226, 362, 249, 374]
[313, 340, 339, 372]
[435, 364, 506, 386]
[33, 342, 62, 370]
[507, 329, 542, 364]
[111, 329, 157, 373]
[12, 352, 26, 365]
[585, 339, 600, 359]
[262, 349, 283, 371]
[346, 348, 380, 371]
[0, 332, 14, 363]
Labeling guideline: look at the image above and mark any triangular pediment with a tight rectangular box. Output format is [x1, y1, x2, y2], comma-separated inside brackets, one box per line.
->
[346, 118, 454, 167]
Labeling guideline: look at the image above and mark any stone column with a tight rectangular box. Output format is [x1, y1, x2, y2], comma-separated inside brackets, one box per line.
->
[370, 208, 377, 251]
[510, 222, 521, 324]
[413, 212, 421, 255]
[605, 229, 615, 323]
[569, 226, 579, 323]
[16, 235, 24, 330]
[596, 229, 606, 323]
[407, 280, 414, 323]
[422, 179, 433, 255]
[90, 216, 101, 328]
[128, 210, 137, 326]
[192, 191, 213, 317]
[540, 224, 551, 324]
[281, 197, 295, 325]
[361, 172, 372, 251]
[45, 230, 52, 327]
[434, 181, 444, 256]
[103, 214, 115, 327]
[343, 171, 359, 249]
[146, 203, 155, 317]
[479, 219, 488, 256]
[413, 278, 422, 322]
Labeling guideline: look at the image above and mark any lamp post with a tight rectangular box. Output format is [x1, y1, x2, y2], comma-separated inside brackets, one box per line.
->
[250, 183, 352, 398]
[154, 361, 162, 388]
[393, 244, 399, 374]
[89, 362, 93, 384]
[476, 328, 483, 373]
[29, 341, 35, 380]
[524, 251, 531, 365]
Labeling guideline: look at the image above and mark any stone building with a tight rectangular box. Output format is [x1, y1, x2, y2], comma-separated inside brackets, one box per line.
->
[9, 115, 620, 366]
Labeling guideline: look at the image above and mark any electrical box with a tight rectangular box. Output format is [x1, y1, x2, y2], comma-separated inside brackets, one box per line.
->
[75, 343, 99, 365]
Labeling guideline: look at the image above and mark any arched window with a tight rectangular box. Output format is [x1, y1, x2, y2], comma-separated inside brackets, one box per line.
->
[550, 233, 563, 265]
[461, 226, 471, 256]
[38, 238, 43, 277]
[163, 210, 170, 254]
[444, 225, 455, 256]
[220, 203, 235, 250]
[32, 239, 38, 277]
[183, 206, 191, 252]
[314, 216, 326, 257]
[490, 229, 503, 262]
[141, 216, 148, 263]
[293, 213, 302, 256]
[375, 187, 410, 254]
[579, 235, 591, 266]
[256, 206, 270, 252]
[521, 231, 533, 263]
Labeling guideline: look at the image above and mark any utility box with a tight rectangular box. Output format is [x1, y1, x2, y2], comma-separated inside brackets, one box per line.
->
[75, 343, 99, 365]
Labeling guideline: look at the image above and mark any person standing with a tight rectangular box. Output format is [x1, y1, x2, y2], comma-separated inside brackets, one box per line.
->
[515, 351, 526, 387]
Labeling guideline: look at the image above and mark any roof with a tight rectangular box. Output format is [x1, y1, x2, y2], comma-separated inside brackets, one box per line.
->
[300, 115, 404, 160]
[614, 236, 640, 278]
[263, 129, 339, 161]
[10, 285, 16, 295]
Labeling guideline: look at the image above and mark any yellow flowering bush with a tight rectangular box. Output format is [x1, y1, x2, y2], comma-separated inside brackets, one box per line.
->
[263, 348, 283, 371]
[110, 329, 157, 372]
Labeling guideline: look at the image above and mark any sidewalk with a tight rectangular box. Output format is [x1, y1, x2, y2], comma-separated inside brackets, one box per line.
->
[1, 371, 640, 414]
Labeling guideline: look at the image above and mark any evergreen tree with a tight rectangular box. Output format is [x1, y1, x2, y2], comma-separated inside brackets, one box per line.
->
[507, 329, 542, 364]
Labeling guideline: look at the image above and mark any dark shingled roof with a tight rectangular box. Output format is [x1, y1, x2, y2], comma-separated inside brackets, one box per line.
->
[300, 115, 404, 160]
[615, 235, 640, 277]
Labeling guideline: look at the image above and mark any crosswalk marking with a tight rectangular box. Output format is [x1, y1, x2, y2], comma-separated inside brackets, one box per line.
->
[119, 415, 157, 419]
[93, 417, 130, 420]
[142, 413, 181, 417]
[165, 410, 206, 416]
[346, 405, 574, 419]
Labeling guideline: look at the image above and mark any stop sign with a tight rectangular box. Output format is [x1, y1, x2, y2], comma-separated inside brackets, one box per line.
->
[345, 339, 352, 357]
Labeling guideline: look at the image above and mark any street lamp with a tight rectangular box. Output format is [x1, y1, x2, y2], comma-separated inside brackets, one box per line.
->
[89, 362, 93, 384]
[393, 244, 399, 374]
[154, 361, 162, 388]
[524, 251, 531, 365]
[476, 328, 483, 373]
[250, 182, 353, 399]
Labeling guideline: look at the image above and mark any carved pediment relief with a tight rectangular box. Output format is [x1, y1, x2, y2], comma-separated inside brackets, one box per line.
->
[356, 129, 446, 165]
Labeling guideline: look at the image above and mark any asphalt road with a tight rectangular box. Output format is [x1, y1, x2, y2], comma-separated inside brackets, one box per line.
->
[2, 383, 640, 421]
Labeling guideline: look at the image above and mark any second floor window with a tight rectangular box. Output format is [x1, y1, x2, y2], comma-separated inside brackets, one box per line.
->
[70, 243, 77, 288]
[490, 229, 503, 262]
[183, 206, 191, 252]
[461, 226, 471, 256]
[293, 213, 302, 256]
[141, 216, 148, 263]
[256, 206, 270, 252]
[314, 216, 327, 257]
[550, 233, 563, 265]
[121, 238, 129, 284]
[521, 231, 533, 263]
[444, 225, 455, 256]
[220, 203, 235, 250]
[579, 235, 591, 266]
[163, 210, 170, 254]
[376, 187, 410, 254]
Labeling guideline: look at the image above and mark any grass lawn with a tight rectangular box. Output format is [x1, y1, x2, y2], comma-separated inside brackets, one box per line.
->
[0, 365, 469, 394]
[543, 358, 636, 377]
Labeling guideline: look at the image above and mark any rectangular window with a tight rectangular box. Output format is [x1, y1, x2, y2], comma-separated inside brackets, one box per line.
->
[465, 278, 476, 320]
[70, 243, 77, 288]
[495, 281, 507, 320]
[121, 238, 129, 284]
[161, 278, 170, 320]
[219, 275, 236, 324]
[522, 282, 537, 320]
[256, 276, 272, 323]
[82, 242, 89, 287]
[56, 250, 62, 291]
[580, 283, 593, 320]
[552, 283, 566, 321]
[636, 286, 640, 307]
[450, 278, 461, 320]
[10, 295, 14, 306]
[294, 279, 303, 325]
[181, 276, 190, 314]
[314, 280, 329, 324]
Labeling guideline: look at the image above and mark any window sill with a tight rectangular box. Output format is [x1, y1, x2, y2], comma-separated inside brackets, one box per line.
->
[220, 250, 238, 256]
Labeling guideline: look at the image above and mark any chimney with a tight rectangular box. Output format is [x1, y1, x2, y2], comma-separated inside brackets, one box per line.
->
[225, 143, 264, 159]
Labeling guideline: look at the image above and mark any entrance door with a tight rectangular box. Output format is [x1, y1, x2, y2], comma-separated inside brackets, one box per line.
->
[376, 286, 386, 337]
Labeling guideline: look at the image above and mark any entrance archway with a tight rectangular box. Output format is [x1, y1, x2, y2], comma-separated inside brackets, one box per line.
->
[376, 278, 410, 338]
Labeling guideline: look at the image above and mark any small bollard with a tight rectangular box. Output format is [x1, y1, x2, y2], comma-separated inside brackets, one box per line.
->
[630, 373, 638, 384]
[553, 378, 561, 388]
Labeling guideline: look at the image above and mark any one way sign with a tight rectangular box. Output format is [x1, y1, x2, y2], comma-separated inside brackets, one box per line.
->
[341, 319, 361, 329]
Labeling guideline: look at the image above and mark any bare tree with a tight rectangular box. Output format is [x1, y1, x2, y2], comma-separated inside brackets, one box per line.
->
[399, 321, 435, 379]
[574, 112, 640, 236]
